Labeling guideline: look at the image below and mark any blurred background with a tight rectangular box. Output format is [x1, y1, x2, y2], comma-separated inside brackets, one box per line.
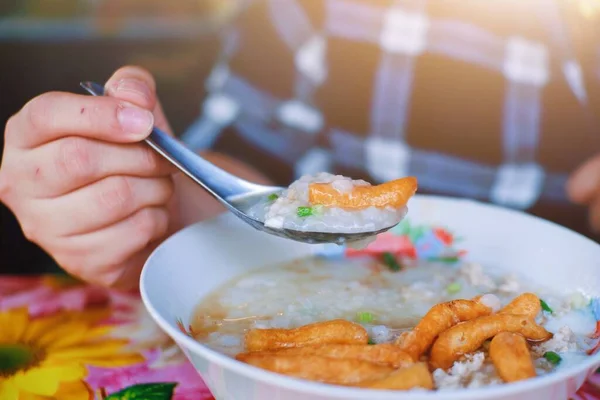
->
[0, 0, 240, 272]
[1, 0, 599, 274]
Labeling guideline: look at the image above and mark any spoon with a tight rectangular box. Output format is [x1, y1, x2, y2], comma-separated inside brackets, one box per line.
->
[80, 81, 395, 244]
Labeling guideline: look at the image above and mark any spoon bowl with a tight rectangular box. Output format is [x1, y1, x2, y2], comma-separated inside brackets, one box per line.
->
[80, 81, 397, 244]
[228, 191, 396, 244]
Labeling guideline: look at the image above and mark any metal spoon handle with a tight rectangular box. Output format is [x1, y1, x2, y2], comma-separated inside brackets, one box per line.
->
[80, 81, 257, 200]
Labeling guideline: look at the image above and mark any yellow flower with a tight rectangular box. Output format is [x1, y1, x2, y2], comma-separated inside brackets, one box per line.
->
[0, 308, 145, 400]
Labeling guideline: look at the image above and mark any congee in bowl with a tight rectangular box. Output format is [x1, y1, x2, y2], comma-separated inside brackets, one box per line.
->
[140, 195, 600, 400]
[185, 224, 599, 390]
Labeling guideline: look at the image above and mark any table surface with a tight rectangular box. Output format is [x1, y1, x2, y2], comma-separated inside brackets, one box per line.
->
[0, 274, 599, 400]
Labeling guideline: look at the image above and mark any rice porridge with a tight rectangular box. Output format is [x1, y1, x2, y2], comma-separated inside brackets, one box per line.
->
[247, 173, 417, 234]
[187, 230, 600, 391]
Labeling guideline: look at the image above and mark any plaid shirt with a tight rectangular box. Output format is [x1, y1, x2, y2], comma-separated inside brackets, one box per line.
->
[182, 0, 600, 211]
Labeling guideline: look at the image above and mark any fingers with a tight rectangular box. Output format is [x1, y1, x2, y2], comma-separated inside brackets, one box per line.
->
[567, 154, 600, 205]
[0, 65, 176, 290]
[105, 65, 173, 135]
[53, 207, 170, 286]
[10, 92, 154, 149]
[35, 176, 174, 236]
[105, 66, 158, 113]
[26, 137, 176, 197]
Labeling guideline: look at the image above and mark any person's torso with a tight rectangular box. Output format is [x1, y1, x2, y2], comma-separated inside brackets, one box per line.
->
[182, 0, 600, 236]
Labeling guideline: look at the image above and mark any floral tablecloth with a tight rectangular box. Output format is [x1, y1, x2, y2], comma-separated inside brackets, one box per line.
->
[1, 274, 599, 400]
[0, 275, 213, 400]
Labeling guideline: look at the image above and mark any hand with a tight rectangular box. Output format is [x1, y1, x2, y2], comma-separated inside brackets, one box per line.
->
[567, 154, 600, 233]
[0, 66, 177, 288]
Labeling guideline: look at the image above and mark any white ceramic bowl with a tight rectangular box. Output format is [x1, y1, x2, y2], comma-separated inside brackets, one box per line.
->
[140, 195, 600, 400]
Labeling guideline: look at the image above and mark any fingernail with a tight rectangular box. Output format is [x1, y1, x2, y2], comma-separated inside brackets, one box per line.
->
[117, 105, 154, 137]
[115, 78, 153, 101]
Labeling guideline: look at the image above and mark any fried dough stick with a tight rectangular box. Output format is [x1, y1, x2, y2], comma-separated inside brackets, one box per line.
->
[244, 319, 368, 352]
[489, 332, 536, 382]
[395, 296, 497, 360]
[237, 353, 394, 385]
[499, 293, 541, 318]
[308, 177, 418, 210]
[430, 314, 552, 369]
[363, 362, 434, 390]
[238, 343, 413, 369]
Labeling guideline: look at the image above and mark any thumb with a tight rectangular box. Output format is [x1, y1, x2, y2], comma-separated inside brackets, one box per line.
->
[104, 65, 174, 136]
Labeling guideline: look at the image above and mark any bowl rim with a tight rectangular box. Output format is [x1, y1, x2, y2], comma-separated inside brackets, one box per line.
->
[140, 194, 600, 399]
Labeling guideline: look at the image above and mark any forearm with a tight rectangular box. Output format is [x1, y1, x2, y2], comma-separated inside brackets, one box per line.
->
[168, 150, 272, 230]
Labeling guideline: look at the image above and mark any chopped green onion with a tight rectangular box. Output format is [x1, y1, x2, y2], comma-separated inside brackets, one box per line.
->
[356, 312, 374, 323]
[297, 206, 313, 217]
[382, 252, 402, 272]
[446, 282, 462, 294]
[267, 193, 279, 201]
[543, 351, 562, 365]
[368, 338, 376, 345]
[540, 299, 553, 314]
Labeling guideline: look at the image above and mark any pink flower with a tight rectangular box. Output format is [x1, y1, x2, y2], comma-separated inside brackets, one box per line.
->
[87, 350, 214, 400]
[1, 285, 112, 316]
[0, 275, 139, 318]
[0, 283, 112, 317]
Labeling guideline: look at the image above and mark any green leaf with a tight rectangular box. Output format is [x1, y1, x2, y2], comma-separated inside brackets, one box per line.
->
[267, 193, 279, 201]
[297, 206, 313, 217]
[381, 252, 402, 272]
[543, 351, 562, 365]
[105, 383, 177, 400]
[540, 299, 553, 314]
